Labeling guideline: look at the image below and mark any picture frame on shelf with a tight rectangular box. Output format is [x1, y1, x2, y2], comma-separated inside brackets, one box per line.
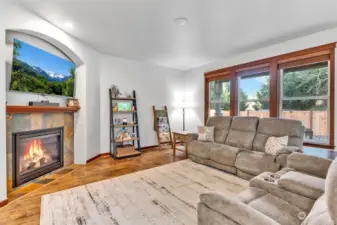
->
[117, 102, 132, 111]
[114, 117, 123, 125]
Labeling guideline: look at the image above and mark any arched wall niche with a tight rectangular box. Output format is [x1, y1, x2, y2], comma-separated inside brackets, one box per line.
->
[7, 29, 84, 66]
[5, 29, 86, 107]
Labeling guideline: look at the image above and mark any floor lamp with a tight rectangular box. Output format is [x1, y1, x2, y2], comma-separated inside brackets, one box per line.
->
[180, 101, 189, 132]
[182, 107, 185, 131]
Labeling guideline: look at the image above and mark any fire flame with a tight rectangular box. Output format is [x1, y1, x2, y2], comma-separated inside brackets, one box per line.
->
[24, 139, 44, 161]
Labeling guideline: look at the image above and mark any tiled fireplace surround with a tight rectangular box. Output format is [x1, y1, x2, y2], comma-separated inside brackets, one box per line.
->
[6, 112, 74, 192]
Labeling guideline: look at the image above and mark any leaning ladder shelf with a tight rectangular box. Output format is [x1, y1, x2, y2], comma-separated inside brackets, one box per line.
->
[109, 90, 141, 159]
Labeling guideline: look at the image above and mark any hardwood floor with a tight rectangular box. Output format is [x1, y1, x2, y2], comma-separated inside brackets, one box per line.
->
[0, 147, 186, 225]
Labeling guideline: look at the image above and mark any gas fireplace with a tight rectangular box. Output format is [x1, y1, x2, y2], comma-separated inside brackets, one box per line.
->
[12, 127, 64, 187]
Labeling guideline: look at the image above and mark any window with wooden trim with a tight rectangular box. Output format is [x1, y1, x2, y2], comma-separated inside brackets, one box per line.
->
[204, 43, 336, 148]
[280, 62, 330, 145]
[208, 80, 231, 117]
[238, 72, 270, 117]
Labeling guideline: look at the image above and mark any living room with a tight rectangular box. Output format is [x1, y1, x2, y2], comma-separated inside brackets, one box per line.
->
[1, 1, 337, 225]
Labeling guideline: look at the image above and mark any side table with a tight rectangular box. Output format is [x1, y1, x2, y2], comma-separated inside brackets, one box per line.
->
[172, 131, 192, 158]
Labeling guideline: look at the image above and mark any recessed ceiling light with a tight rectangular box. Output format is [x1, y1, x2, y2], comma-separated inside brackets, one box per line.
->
[63, 22, 74, 29]
[174, 17, 188, 26]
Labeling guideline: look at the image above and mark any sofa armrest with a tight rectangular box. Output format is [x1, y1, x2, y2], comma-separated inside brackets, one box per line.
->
[273, 146, 302, 167]
[287, 152, 333, 178]
[199, 192, 280, 225]
[275, 146, 302, 157]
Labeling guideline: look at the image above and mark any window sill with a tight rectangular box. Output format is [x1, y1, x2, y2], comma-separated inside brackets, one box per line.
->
[304, 142, 335, 150]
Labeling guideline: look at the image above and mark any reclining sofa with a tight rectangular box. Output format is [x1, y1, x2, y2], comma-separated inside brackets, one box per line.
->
[198, 152, 336, 225]
[188, 116, 305, 180]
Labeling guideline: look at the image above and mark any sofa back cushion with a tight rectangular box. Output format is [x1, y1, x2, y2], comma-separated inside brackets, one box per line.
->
[206, 116, 232, 144]
[325, 157, 337, 224]
[253, 118, 304, 152]
[225, 116, 259, 149]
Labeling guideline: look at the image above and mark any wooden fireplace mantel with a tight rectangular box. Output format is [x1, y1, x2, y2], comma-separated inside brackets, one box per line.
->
[6, 105, 80, 114]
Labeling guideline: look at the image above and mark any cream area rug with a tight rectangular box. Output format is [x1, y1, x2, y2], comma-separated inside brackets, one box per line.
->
[40, 160, 248, 225]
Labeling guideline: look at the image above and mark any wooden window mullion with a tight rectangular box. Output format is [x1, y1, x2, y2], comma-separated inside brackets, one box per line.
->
[270, 60, 278, 117]
[230, 70, 237, 116]
[329, 48, 335, 147]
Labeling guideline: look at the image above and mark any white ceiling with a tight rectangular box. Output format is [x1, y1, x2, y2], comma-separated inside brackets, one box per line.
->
[16, 0, 337, 70]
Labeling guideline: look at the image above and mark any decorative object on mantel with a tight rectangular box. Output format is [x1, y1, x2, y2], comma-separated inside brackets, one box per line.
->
[29, 101, 59, 107]
[109, 89, 141, 159]
[66, 98, 80, 107]
[110, 85, 121, 98]
[29, 94, 59, 107]
[153, 105, 173, 148]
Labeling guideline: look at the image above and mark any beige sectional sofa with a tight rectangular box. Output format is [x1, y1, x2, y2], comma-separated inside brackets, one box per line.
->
[188, 116, 305, 179]
[198, 153, 336, 225]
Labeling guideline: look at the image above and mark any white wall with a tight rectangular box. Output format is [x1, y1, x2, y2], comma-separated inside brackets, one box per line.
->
[184, 27, 337, 147]
[100, 55, 185, 153]
[0, 1, 8, 203]
[85, 57, 101, 160]
[0, 2, 102, 201]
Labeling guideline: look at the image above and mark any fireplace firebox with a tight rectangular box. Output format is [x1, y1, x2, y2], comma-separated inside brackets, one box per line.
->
[12, 127, 64, 188]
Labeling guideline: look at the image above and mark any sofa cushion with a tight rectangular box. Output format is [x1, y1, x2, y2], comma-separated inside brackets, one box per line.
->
[265, 136, 288, 155]
[253, 118, 304, 152]
[301, 194, 334, 225]
[225, 117, 259, 149]
[197, 126, 215, 142]
[210, 145, 240, 166]
[206, 116, 232, 144]
[188, 140, 222, 159]
[248, 194, 303, 225]
[278, 171, 325, 200]
[235, 151, 280, 176]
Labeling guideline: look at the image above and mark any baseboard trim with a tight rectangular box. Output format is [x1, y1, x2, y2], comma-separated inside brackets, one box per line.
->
[0, 199, 8, 208]
[86, 145, 161, 163]
[86, 152, 110, 163]
[141, 145, 160, 151]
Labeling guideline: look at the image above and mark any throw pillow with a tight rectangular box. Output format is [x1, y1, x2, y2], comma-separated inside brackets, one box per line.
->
[197, 126, 214, 142]
[265, 136, 289, 155]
